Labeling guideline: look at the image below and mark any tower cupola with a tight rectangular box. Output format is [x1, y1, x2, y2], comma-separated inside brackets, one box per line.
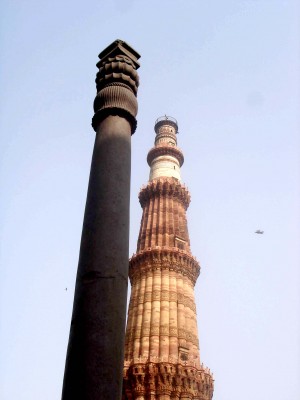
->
[148, 116, 184, 181]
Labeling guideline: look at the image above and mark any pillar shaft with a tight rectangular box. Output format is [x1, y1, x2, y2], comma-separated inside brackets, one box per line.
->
[62, 40, 140, 400]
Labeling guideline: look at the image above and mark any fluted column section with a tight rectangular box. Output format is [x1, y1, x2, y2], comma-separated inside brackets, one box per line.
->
[150, 268, 161, 358]
[183, 277, 193, 358]
[137, 204, 147, 250]
[133, 273, 146, 359]
[169, 270, 178, 361]
[164, 195, 168, 246]
[152, 196, 158, 247]
[159, 268, 170, 360]
[184, 280, 200, 366]
[158, 192, 163, 246]
[169, 196, 175, 248]
[137, 179, 191, 253]
[140, 269, 153, 358]
[125, 275, 141, 361]
[177, 274, 186, 350]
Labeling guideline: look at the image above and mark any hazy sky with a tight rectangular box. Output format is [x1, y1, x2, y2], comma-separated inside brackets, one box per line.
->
[1, 1, 299, 399]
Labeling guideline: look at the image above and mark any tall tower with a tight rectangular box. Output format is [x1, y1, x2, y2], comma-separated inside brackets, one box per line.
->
[123, 116, 214, 399]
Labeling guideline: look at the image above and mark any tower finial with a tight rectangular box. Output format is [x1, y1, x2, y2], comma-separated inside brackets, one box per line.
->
[148, 116, 182, 181]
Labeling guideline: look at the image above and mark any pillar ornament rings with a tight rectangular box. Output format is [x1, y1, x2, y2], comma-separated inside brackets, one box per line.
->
[93, 82, 138, 132]
[92, 41, 140, 134]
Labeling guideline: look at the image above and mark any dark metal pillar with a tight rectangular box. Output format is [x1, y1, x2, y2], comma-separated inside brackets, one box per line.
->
[62, 40, 140, 400]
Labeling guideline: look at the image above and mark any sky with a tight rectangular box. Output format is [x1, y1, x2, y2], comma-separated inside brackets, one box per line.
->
[0, 0, 299, 399]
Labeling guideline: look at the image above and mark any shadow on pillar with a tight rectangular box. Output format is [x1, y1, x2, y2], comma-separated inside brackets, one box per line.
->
[62, 40, 140, 400]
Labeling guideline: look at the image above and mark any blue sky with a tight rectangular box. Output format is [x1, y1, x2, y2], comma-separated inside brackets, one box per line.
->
[0, 1, 299, 399]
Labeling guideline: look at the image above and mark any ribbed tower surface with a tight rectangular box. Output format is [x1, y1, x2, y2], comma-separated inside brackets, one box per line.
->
[123, 117, 214, 400]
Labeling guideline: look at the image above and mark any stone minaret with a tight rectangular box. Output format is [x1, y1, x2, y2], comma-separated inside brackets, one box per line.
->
[123, 116, 214, 400]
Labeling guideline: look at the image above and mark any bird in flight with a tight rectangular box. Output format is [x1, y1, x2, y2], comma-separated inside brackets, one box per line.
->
[255, 230, 264, 234]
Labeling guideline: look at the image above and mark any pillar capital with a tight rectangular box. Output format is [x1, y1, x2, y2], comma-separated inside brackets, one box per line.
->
[92, 39, 141, 134]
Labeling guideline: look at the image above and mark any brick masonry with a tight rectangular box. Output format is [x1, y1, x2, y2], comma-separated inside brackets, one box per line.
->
[123, 117, 214, 400]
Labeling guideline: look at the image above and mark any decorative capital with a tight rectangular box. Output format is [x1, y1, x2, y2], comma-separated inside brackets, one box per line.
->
[92, 40, 140, 134]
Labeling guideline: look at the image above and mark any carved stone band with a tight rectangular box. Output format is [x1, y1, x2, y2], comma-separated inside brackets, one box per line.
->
[147, 145, 184, 167]
[123, 362, 214, 400]
[129, 247, 200, 285]
[92, 83, 138, 132]
[139, 177, 191, 210]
